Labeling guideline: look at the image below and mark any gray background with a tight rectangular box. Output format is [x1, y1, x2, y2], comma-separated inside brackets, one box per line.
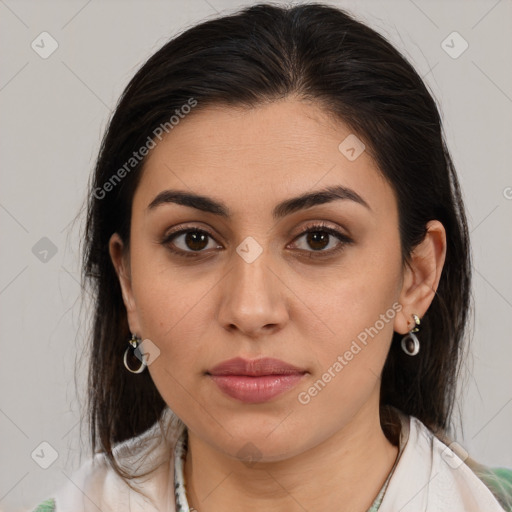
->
[1, 0, 511, 510]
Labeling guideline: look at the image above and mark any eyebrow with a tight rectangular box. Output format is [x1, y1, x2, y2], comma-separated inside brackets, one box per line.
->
[146, 184, 371, 220]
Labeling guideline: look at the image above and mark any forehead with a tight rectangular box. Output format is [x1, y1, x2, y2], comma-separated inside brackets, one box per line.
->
[133, 98, 394, 220]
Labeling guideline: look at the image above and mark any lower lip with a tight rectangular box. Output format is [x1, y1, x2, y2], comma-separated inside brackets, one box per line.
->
[209, 374, 305, 403]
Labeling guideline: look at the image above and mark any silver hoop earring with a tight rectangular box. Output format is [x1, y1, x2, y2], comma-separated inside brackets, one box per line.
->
[401, 314, 420, 356]
[123, 333, 147, 373]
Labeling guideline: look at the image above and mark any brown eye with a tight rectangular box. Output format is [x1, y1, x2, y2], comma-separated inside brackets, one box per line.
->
[161, 222, 352, 260]
[290, 223, 353, 256]
[305, 231, 331, 251]
[162, 228, 221, 257]
[182, 231, 209, 251]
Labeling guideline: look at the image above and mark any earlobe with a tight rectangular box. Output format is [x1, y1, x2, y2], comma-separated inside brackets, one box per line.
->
[394, 220, 447, 334]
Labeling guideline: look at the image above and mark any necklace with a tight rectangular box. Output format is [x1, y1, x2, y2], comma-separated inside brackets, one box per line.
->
[185, 487, 198, 512]
[185, 481, 198, 511]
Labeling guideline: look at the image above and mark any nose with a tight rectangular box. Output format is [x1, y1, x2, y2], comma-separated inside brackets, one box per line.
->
[217, 247, 289, 339]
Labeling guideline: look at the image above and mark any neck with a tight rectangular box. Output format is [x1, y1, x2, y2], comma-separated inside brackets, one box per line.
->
[183, 399, 399, 512]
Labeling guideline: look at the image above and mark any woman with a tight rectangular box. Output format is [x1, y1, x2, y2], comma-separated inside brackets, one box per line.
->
[31, 3, 512, 511]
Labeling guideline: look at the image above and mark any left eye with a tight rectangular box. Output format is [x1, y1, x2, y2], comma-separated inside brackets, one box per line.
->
[290, 224, 352, 255]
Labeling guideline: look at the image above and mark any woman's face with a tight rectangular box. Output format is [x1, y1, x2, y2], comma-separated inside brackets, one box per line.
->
[112, 98, 408, 461]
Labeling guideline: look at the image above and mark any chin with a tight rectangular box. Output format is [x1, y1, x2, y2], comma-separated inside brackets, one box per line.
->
[200, 417, 314, 464]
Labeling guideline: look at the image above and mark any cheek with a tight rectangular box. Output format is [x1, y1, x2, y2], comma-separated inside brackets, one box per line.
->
[297, 238, 403, 401]
[130, 261, 217, 422]
[303, 290, 398, 392]
[129, 245, 222, 380]
[309, 238, 402, 348]
[292, 290, 401, 442]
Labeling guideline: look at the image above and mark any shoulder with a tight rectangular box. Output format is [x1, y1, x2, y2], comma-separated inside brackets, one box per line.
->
[473, 465, 512, 511]
[420, 417, 512, 512]
[380, 412, 511, 511]
[28, 451, 130, 512]
[29, 408, 183, 512]
[412, 415, 512, 511]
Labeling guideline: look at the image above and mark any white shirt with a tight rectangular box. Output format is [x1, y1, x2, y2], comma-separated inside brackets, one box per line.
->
[33, 407, 507, 511]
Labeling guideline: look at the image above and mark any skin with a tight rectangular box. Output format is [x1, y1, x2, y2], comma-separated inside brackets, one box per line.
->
[110, 97, 446, 512]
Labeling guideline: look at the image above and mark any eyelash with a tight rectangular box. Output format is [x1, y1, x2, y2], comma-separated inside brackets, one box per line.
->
[161, 222, 353, 259]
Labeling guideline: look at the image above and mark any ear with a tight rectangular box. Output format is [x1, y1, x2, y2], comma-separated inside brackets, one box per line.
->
[394, 220, 447, 334]
[109, 232, 142, 335]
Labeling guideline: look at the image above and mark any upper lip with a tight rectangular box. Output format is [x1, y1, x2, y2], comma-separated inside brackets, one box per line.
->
[208, 357, 307, 376]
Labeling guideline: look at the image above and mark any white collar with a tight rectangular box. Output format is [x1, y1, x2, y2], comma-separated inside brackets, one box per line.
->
[379, 410, 505, 511]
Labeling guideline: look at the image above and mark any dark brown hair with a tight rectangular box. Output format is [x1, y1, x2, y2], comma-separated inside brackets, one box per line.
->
[81, 2, 471, 486]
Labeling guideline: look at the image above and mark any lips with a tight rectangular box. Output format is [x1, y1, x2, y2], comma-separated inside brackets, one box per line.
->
[208, 357, 306, 376]
[207, 357, 307, 403]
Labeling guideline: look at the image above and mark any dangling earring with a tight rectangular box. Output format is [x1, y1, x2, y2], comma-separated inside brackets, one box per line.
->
[401, 314, 421, 356]
[123, 333, 147, 373]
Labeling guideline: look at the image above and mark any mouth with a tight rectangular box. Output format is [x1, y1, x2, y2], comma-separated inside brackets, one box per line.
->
[207, 357, 308, 404]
